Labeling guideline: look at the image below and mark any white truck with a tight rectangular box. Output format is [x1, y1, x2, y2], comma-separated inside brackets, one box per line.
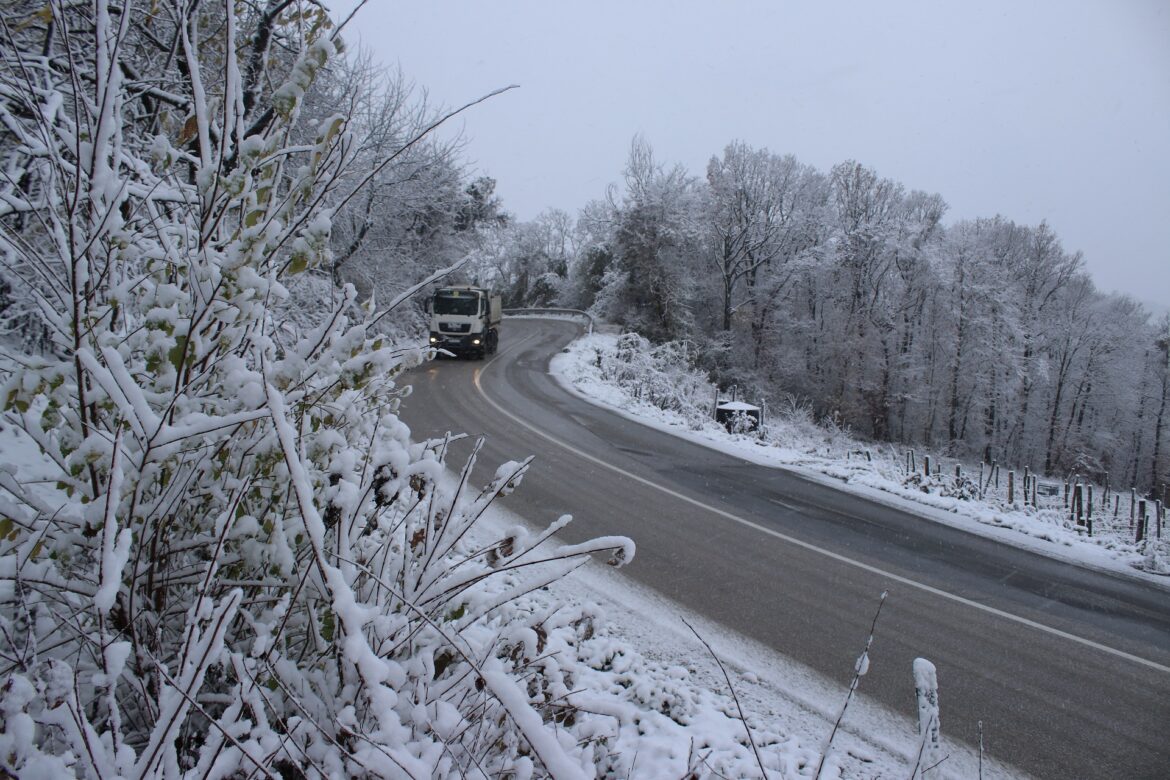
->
[427, 285, 501, 359]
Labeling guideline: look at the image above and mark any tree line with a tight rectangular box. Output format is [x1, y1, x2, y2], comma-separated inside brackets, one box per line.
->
[471, 137, 1170, 493]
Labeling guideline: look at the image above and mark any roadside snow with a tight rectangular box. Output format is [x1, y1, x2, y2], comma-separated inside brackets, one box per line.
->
[550, 332, 1170, 589]
[467, 493, 1022, 779]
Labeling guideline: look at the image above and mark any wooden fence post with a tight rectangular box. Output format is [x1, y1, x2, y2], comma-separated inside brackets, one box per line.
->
[1007, 470, 1015, 505]
[1084, 485, 1092, 535]
[1136, 500, 1147, 543]
[924, 455, 932, 479]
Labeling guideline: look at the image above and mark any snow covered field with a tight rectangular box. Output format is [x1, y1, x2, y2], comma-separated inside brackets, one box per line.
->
[550, 332, 1170, 586]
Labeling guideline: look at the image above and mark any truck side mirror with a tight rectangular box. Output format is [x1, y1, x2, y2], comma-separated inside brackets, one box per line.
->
[424, 299, 431, 314]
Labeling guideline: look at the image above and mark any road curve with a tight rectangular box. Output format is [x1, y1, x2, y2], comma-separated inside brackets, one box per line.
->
[400, 318, 1170, 779]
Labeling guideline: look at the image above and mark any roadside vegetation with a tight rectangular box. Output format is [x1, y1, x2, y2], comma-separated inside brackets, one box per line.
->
[0, 2, 630, 776]
[555, 331, 1170, 577]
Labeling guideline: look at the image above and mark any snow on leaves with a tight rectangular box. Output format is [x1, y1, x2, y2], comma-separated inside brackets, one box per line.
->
[0, 3, 632, 778]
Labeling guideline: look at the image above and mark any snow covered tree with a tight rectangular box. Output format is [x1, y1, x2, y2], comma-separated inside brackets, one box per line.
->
[597, 137, 706, 342]
[0, 3, 630, 777]
[301, 52, 508, 340]
[471, 209, 574, 307]
[561, 197, 619, 312]
[706, 142, 809, 332]
[1141, 316, 1170, 492]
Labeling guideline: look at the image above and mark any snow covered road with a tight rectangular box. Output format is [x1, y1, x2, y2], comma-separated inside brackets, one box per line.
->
[402, 318, 1170, 779]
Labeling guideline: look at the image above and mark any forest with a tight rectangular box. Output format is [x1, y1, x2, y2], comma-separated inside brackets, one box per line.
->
[471, 138, 1170, 495]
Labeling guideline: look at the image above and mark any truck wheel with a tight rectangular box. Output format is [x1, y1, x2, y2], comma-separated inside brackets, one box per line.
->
[488, 330, 498, 354]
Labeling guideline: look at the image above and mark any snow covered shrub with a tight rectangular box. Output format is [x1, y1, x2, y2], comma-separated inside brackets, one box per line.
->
[726, 411, 758, 435]
[0, 3, 630, 777]
[766, 394, 820, 444]
[901, 472, 980, 501]
[597, 334, 714, 426]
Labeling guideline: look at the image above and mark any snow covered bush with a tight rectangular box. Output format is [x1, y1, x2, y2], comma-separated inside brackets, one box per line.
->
[0, 3, 630, 777]
[901, 472, 981, 501]
[596, 334, 714, 427]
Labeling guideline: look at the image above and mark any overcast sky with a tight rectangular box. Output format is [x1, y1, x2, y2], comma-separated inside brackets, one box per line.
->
[333, 1, 1169, 306]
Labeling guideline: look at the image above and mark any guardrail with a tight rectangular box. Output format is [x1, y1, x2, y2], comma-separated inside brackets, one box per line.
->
[502, 308, 594, 335]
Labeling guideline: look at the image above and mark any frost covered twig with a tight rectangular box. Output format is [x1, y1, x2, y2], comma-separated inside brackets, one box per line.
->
[0, 2, 640, 777]
[682, 616, 769, 779]
[815, 590, 888, 780]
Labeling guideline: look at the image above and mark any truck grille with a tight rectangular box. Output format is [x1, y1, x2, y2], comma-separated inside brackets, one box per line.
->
[440, 322, 470, 333]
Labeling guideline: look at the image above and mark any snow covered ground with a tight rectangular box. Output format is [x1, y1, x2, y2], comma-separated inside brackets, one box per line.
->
[550, 332, 1170, 587]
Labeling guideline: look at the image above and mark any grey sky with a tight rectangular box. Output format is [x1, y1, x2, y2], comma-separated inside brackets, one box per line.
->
[335, 1, 1169, 305]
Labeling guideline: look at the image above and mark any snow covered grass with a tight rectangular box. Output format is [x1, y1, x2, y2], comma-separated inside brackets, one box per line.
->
[553, 332, 1170, 585]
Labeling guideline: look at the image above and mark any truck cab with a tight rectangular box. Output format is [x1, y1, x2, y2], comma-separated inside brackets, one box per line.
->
[427, 286, 501, 359]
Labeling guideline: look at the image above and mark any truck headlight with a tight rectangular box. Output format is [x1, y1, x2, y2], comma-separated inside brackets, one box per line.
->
[472, 338, 481, 345]
[429, 335, 438, 343]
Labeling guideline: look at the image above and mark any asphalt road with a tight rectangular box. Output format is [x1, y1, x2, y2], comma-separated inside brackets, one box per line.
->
[400, 318, 1170, 779]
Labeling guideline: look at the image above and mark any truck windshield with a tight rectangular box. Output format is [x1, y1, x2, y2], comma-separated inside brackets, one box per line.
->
[433, 293, 480, 316]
